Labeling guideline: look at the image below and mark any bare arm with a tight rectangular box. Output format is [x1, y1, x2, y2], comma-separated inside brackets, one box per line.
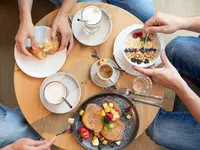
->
[181, 16, 200, 33]
[144, 12, 200, 34]
[15, 0, 35, 56]
[133, 52, 200, 124]
[51, 0, 77, 54]
[175, 80, 200, 123]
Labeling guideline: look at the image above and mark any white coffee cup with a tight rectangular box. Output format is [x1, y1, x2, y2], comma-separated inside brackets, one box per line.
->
[97, 64, 114, 81]
[44, 81, 68, 104]
[81, 5, 103, 33]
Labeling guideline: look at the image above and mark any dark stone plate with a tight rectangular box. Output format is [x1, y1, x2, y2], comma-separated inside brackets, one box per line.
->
[72, 93, 139, 150]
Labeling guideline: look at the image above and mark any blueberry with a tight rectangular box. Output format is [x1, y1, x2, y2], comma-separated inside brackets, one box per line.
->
[140, 48, 145, 53]
[110, 142, 115, 148]
[136, 59, 142, 64]
[98, 143, 103, 149]
[124, 49, 129, 53]
[144, 59, 149, 64]
[131, 58, 136, 63]
[104, 116, 110, 123]
[153, 48, 157, 52]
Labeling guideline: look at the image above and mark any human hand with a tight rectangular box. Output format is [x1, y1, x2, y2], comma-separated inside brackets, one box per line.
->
[9, 137, 56, 150]
[132, 52, 185, 91]
[15, 19, 35, 56]
[144, 12, 185, 34]
[51, 14, 74, 55]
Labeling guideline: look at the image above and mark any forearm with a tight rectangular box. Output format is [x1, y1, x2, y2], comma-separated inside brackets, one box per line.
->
[174, 80, 200, 124]
[18, 0, 33, 22]
[57, 0, 77, 17]
[1, 144, 12, 150]
[179, 16, 200, 33]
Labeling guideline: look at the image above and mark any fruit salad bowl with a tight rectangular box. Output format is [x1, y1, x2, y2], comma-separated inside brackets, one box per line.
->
[123, 25, 165, 68]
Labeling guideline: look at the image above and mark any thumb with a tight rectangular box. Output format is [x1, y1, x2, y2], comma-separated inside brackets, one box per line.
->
[51, 27, 56, 41]
[30, 35, 36, 50]
[145, 26, 166, 34]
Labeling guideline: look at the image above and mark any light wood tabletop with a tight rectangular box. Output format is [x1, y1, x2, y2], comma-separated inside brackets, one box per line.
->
[14, 2, 165, 150]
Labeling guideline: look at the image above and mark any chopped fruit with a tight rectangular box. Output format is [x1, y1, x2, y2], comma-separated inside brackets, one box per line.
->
[104, 126, 108, 130]
[125, 106, 131, 112]
[132, 32, 142, 39]
[104, 116, 111, 124]
[100, 110, 106, 117]
[79, 110, 84, 116]
[78, 127, 87, 133]
[104, 107, 111, 113]
[126, 114, 132, 120]
[110, 108, 116, 115]
[103, 103, 109, 109]
[113, 112, 120, 121]
[102, 140, 108, 145]
[109, 123, 114, 129]
[116, 141, 121, 146]
[92, 136, 99, 146]
[105, 124, 112, 130]
[106, 113, 113, 121]
[108, 102, 114, 108]
[99, 136, 105, 141]
[68, 118, 74, 124]
[78, 127, 90, 140]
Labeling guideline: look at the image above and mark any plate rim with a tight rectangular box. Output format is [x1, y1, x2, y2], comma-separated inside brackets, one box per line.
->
[40, 72, 81, 114]
[72, 92, 139, 150]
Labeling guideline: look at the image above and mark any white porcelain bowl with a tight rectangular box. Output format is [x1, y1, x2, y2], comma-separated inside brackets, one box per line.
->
[122, 25, 165, 68]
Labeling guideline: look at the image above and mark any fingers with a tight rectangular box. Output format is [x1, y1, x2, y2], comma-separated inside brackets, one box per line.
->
[30, 35, 36, 50]
[132, 66, 154, 76]
[66, 36, 74, 55]
[35, 136, 56, 150]
[58, 32, 69, 52]
[31, 140, 47, 146]
[17, 39, 32, 56]
[51, 26, 57, 41]
[145, 26, 166, 34]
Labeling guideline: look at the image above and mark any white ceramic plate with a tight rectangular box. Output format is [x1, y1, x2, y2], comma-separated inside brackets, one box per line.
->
[40, 72, 81, 114]
[72, 8, 112, 46]
[90, 59, 120, 88]
[14, 26, 67, 78]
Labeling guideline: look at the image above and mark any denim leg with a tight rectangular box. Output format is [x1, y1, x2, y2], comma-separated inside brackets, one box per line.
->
[50, 0, 103, 6]
[147, 109, 200, 150]
[107, 0, 155, 23]
[165, 36, 200, 85]
[0, 107, 40, 148]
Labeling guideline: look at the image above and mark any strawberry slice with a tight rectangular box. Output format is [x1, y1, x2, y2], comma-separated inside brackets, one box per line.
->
[78, 127, 87, 133]
[132, 32, 142, 38]
[106, 113, 113, 121]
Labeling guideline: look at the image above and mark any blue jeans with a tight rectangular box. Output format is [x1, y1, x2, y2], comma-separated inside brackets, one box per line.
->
[147, 36, 200, 150]
[50, 0, 155, 23]
[0, 104, 40, 148]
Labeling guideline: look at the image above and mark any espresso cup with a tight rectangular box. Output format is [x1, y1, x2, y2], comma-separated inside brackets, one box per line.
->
[44, 81, 68, 105]
[81, 5, 103, 33]
[97, 64, 114, 81]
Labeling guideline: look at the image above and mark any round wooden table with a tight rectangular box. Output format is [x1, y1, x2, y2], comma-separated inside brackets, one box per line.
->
[14, 2, 164, 150]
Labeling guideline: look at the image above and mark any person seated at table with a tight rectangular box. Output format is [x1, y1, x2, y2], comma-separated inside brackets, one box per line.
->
[16, 0, 155, 56]
[134, 12, 200, 150]
[0, 104, 56, 149]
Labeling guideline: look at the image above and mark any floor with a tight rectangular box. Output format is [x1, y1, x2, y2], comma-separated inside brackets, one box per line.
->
[0, 0, 200, 150]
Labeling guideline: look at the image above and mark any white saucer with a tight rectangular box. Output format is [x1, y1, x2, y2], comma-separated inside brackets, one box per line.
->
[90, 60, 120, 88]
[114, 24, 164, 76]
[72, 8, 112, 46]
[40, 72, 81, 114]
[14, 26, 67, 78]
